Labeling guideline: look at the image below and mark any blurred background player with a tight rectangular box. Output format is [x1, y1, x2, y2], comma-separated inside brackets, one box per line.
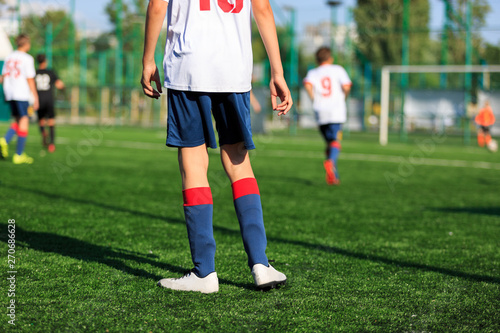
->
[250, 89, 266, 134]
[0, 34, 39, 164]
[141, 0, 292, 293]
[35, 53, 65, 153]
[475, 100, 497, 152]
[303, 47, 352, 185]
[250, 90, 262, 114]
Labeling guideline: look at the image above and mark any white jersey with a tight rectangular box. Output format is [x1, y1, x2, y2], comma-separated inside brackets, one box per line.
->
[2, 50, 36, 101]
[163, 0, 253, 93]
[303, 64, 352, 125]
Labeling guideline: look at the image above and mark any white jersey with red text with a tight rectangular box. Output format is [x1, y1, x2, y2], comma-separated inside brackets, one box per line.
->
[303, 64, 352, 125]
[2, 50, 36, 101]
[162, 0, 252, 93]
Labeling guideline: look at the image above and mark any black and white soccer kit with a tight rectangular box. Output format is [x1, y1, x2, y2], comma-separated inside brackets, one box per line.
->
[35, 69, 59, 119]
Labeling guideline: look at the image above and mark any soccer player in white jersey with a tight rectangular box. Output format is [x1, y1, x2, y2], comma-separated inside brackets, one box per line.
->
[141, 0, 292, 293]
[303, 47, 352, 185]
[0, 34, 39, 164]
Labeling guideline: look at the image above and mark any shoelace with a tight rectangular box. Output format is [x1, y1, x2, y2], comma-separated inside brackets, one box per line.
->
[174, 270, 195, 280]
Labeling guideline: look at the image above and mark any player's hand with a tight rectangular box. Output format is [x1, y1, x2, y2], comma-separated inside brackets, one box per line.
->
[270, 75, 292, 116]
[33, 97, 39, 111]
[141, 62, 162, 99]
[253, 103, 262, 114]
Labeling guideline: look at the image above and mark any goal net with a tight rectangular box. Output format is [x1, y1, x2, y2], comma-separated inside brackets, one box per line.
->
[379, 65, 500, 145]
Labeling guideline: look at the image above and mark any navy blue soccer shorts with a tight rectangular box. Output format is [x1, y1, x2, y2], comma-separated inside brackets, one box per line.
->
[166, 89, 255, 150]
[9, 101, 29, 118]
[319, 123, 342, 143]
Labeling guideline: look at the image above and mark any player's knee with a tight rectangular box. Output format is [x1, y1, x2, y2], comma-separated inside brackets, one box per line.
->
[221, 142, 248, 162]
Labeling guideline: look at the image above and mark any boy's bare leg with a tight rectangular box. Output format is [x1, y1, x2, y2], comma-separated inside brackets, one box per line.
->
[178, 144, 210, 189]
[18, 115, 29, 134]
[477, 128, 485, 147]
[47, 118, 56, 151]
[220, 142, 254, 183]
[39, 118, 48, 147]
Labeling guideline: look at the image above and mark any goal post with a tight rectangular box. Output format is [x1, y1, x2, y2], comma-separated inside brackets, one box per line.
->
[379, 65, 500, 145]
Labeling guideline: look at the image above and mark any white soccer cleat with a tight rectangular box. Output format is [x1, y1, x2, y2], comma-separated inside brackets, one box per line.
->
[252, 264, 287, 290]
[157, 271, 219, 294]
[487, 139, 498, 152]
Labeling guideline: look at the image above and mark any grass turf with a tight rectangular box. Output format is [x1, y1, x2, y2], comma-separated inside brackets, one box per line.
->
[0, 123, 499, 332]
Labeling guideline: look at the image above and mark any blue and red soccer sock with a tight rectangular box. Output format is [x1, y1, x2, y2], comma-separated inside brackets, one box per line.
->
[232, 178, 269, 268]
[4, 123, 18, 144]
[183, 187, 216, 278]
[16, 130, 28, 156]
[4, 123, 28, 156]
[327, 141, 341, 178]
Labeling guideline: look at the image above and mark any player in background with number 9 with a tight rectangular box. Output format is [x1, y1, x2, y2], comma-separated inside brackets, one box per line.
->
[303, 47, 352, 185]
[141, 0, 292, 293]
[0, 34, 39, 164]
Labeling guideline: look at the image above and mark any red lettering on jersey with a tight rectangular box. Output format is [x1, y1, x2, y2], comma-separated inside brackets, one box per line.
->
[321, 77, 332, 97]
[200, 0, 210, 11]
[4, 60, 21, 78]
[201, 0, 243, 13]
[218, 0, 243, 13]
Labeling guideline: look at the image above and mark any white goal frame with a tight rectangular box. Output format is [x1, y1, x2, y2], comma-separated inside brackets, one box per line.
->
[379, 65, 500, 145]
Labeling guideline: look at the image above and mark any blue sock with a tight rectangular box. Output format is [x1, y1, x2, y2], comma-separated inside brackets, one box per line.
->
[183, 187, 216, 278]
[5, 124, 18, 144]
[16, 131, 28, 155]
[232, 178, 268, 268]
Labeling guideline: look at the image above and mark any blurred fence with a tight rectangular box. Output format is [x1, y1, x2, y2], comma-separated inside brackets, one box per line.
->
[52, 85, 165, 127]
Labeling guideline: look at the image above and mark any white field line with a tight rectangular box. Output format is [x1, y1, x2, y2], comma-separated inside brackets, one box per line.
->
[255, 150, 500, 170]
[56, 137, 500, 170]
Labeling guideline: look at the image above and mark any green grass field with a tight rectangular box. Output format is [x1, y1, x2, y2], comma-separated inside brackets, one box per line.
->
[1, 123, 499, 332]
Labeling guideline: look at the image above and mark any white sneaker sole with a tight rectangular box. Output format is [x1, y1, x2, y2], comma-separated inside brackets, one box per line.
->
[256, 279, 286, 290]
[157, 271, 219, 294]
[252, 264, 287, 291]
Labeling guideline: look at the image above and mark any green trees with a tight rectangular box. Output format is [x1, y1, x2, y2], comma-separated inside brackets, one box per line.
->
[353, 0, 430, 67]
[104, 0, 146, 52]
[442, 0, 491, 65]
[353, 0, 494, 68]
[22, 10, 73, 52]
